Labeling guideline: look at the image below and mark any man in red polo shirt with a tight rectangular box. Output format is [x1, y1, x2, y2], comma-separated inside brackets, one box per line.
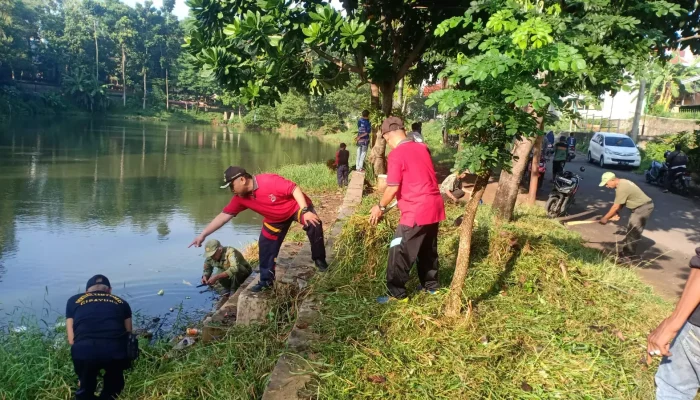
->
[369, 117, 445, 303]
[189, 166, 328, 292]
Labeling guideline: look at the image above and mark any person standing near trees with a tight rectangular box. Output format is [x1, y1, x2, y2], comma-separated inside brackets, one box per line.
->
[369, 117, 445, 304]
[189, 166, 328, 292]
[334, 143, 350, 187]
[356, 110, 371, 172]
[552, 135, 568, 180]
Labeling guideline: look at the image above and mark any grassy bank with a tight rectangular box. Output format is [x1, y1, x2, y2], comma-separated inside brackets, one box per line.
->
[308, 199, 670, 398]
[0, 162, 336, 400]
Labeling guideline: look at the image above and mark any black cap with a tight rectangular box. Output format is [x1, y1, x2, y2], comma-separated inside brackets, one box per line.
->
[220, 166, 246, 189]
[86, 274, 111, 291]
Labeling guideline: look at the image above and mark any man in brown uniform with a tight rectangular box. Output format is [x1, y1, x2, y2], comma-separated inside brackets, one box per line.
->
[599, 172, 654, 258]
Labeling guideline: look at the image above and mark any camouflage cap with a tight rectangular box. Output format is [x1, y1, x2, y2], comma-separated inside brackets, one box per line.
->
[204, 239, 222, 258]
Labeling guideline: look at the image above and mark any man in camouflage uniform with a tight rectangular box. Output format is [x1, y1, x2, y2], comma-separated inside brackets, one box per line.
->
[202, 239, 252, 294]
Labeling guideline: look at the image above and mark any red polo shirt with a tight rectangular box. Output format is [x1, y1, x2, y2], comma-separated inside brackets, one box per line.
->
[386, 141, 445, 227]
[222, 174, 312, 223]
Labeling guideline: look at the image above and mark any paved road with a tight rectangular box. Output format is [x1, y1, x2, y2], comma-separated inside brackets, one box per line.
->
[536, 155, 700, 299]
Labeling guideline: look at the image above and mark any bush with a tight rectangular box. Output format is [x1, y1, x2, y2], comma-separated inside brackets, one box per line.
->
[639, 131, 700, 172]
[243, 105, 280, 130]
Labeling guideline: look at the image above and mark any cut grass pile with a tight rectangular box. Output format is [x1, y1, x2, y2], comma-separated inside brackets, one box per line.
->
[308, 197, 671, 399]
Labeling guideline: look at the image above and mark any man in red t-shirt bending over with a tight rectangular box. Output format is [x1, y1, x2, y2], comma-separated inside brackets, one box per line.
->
[369, 117, 446, 303]
[189, 166, 328, 292]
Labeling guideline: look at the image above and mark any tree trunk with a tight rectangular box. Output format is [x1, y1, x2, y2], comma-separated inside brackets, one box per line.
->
[121, 45, 126, 107]
[492, 136, 536, 221]
[444, 172, 490, 317]
[527, 135, 543, 204]
[368, 81, 395, 175]
[142, 66, 147, 110]
[527, 116, 546, 204]
[238, 105, 242, 122]
[94, 19, 99, 82]
[166, 69, 169, 111]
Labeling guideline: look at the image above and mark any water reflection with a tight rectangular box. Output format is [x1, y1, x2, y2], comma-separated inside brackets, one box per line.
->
[0, 117, 335, 320]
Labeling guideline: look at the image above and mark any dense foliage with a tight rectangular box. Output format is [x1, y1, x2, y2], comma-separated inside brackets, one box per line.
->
[0, 0, 220, 114]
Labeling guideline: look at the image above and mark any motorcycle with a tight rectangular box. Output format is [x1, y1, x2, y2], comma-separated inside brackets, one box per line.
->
[567, 144, 576, 162]
[645, 160, 690, 196]
[546, 166, 586, 218]
[544, 142, 554, 160]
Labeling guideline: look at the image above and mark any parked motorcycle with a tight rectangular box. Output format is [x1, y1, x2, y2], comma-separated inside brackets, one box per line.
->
[567, 144, 576, 162]
[546, 166, 586, 218]
[544, 142, 554, 160]
[645, 160, 691, 196]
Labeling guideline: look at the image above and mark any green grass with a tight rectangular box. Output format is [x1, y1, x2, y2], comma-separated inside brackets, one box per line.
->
[306, 199, 670, 399]
[0, 320, 287, 400]
[274, 163, 338, 195]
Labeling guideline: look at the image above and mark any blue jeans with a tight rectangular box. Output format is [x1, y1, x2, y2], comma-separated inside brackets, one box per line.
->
[357, 144, 368, 170]
[656, 322, 700, 399]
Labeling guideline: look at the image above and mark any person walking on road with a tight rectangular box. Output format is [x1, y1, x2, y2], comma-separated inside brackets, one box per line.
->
[334, 143, 350, 187]
[66, 275, 132, 400]
[648, 247, 700, 399]
[201, 239, 252, 295]
[189, 166, 328, 292]
[599, 172, 654, 259]
[356, 110, 371, 172]
[369, 117, 445, 303]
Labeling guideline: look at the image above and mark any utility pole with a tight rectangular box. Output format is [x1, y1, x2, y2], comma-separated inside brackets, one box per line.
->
[631, 79, 646, 142]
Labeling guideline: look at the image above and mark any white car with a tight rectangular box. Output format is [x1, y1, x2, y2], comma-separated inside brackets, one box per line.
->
[587, 132, 641, 168]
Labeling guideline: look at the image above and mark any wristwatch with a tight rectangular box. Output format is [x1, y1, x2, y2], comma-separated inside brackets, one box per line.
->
[301, 207, 309, 213]
[378, 204, 387, 213]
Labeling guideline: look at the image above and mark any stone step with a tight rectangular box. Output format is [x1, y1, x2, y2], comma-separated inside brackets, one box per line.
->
[236, 241, 302, 326]
[261, 172, 365, 400]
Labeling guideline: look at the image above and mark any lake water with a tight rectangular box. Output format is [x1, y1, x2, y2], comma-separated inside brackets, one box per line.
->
[0, 117, 335, 327]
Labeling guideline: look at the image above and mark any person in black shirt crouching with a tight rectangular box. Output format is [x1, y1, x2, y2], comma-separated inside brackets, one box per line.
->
[66, 275, 132, 400]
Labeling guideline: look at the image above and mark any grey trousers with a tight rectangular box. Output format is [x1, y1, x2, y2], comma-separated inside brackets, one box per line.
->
[624, 202, 654, 255]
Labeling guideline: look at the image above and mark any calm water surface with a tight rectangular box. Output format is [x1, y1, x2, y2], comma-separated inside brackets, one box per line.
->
[0, 118, 335, 325]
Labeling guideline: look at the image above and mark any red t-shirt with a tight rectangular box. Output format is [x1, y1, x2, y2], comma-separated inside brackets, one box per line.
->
[222, 174, 312, 223]
[386, 141, 445, 226]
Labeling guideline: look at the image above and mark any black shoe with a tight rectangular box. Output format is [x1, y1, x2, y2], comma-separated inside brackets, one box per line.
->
[250, 281, 273, 293]
[315, 259, 329, 272]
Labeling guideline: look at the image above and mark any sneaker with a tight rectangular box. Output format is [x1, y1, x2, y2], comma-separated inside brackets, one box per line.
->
[250, 281, 273, 293]
[416, 284, 439, 295]
[315, 259, 329, 272]
[376, 295, 408, 304]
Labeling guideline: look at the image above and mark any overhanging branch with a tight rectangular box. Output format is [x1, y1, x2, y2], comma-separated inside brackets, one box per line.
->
[311, 46, 361, 74]
[396, 33, 429, 80]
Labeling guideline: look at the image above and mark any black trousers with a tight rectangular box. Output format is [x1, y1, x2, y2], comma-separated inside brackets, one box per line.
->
[387, 223, 440, 299]
[71, 340, 130, 400]
[259, 207, 326, 284]
[337, 164, 349, 187]
[552, 160, 565, 179]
